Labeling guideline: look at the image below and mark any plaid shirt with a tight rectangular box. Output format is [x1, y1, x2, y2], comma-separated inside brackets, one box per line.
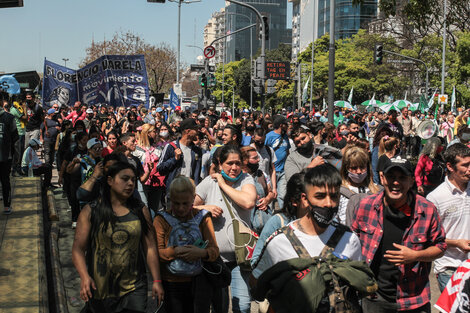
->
[352, 191, 446, 311]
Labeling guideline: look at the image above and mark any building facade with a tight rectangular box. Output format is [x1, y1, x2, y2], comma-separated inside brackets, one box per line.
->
[224, 0, 291, 63]
[204, 8, 226, 65]
[291, 0, 378, 60]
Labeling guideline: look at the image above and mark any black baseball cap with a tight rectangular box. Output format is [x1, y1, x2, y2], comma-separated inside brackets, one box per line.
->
[180, 118, 199, 131]
[383, 156, 413, 176]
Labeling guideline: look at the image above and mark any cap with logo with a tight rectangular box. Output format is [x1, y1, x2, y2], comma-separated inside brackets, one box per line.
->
[86, 108, 94, 114]
[383, 156, 413, 176]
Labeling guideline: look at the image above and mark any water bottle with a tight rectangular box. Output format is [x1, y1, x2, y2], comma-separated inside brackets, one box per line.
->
[28, 163, 33, 177]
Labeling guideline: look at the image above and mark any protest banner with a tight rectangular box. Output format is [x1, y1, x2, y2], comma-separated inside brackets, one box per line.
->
[42, 55, 149, 108]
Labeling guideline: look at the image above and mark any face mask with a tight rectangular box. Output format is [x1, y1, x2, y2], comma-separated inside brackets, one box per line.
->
[159, 131, 169, 138]
[221, 170, 243, 183]
[348, 171, 368, 184]
[350, 131, 359, 137]
[340, 130, 349, 136]
[246, 162, 259, 173]
[255, 141, 265, 148]
[307, 199, 338, 229]
[297, 140, 313, 155]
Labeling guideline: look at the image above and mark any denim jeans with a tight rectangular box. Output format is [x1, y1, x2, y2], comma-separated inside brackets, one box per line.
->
[276, 171, 286, 209]
[437, 268, 457, 292]
[211, 264, 251, 313]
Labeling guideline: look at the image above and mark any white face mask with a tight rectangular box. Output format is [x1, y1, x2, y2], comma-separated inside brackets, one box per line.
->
[159, 131, 169, 138]
[348, 170, 368, 184]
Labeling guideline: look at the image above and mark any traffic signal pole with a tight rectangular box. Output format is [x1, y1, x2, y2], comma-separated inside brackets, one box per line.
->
[225, 0, 266, 114]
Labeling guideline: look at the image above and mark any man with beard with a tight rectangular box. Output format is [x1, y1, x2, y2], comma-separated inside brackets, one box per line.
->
[353, 157, 446, 313]
[24, 92, 43, 149]
[285, 126, 325, 182]
[157, 118, 202, 192]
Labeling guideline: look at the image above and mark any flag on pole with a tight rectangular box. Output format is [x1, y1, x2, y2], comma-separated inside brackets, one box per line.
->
[347, 86, 354, 104]
[169, 88, 179, 110]
[427, 88, 439, 112]
[404, 90, 408, 101]
[302, 76, 310, 104]
[451, 85, 456, 114]
[322, 98, 327, 111]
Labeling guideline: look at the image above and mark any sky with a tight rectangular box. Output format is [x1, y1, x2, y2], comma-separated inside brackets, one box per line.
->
[1, 0, 292, 74]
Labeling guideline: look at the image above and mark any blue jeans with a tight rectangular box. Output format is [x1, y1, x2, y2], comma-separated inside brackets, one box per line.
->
[276, 171, 286, 209]
[230, 266, 251, 313]
[437, 268, 456, 292]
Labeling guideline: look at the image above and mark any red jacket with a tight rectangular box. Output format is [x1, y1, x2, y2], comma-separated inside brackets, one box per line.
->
[415, 155, 434, 187]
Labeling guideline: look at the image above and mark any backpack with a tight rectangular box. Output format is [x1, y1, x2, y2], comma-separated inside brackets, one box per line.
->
[254, 224, 377, 313]
[159, 210, 209, 276]
[426, 157, 446, 186]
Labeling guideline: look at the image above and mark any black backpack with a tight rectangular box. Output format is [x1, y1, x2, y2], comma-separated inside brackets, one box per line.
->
[426, 157, 446, 186]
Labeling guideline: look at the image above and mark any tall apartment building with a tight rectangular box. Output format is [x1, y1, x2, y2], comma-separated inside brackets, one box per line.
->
[224, 0, 291, 63]
[291, 0, 378, 60]
[204, 8, 226, 64]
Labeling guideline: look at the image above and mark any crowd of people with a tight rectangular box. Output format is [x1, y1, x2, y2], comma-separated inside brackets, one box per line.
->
[1, 92, 470, 313]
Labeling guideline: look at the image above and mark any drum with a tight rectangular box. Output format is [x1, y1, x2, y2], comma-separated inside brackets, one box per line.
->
[416, 120, 438, 139]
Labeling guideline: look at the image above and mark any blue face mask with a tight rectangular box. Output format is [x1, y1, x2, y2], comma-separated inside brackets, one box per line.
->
[221, 170, 243, 183]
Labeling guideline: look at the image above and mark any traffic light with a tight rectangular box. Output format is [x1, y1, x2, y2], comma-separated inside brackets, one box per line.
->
[0, 0, 24, 8]
[427, 88, 433, 99]
[263, 16, 269, 41]
[374, 44, 383, 65]
[200, 73, 207, 88]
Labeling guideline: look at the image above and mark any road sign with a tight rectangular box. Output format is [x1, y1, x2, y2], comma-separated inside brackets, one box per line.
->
[438, 94, 448, 104]
[204, 46, 216, 59]
[267, 79, 276, 87]
[265, 61, 290, 80]
[254, 87, 262, 94]
[252, 58, 264, 80]
[190, 64, 205, 72]
[386, 59, 415, 64]
[266, 87, 276, 94]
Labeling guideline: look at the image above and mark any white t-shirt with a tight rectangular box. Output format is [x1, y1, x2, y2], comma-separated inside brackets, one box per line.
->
[337, 186, 370, 224]
[250, 144, 277, 177]
[179, 142, 193, 177]
[252, 222, 362, 279]
[196, 173, 255, 262]
[427, 177, 470, 273]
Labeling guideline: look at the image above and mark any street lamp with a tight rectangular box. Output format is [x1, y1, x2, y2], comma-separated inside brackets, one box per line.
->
[223, 82, 236, 118]
[166, 0, 200, 84]
[186, 44, 204, 63]
[62, 58, 69, 67]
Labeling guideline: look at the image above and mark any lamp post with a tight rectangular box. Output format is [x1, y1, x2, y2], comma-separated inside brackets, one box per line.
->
[62, 58, 69, 67]
[224, 82, 236, 118]
[227, 12, 253, 110]
[186, 44, 204, 63]
[441, 0, 447, 95]
[168, 0, 201, 84]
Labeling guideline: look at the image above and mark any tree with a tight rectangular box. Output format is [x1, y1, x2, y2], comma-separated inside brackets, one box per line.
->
[82, 30, 178, 94]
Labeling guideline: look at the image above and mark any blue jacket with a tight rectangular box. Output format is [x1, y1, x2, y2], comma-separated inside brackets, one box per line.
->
[157, 140, 202, 191]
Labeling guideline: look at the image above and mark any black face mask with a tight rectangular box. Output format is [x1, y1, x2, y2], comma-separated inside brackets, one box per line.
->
[297, 140, 313, 156]
[255, 141, 265, 148]
[247, 162, 259, 173]
[307, 199, 338, 228]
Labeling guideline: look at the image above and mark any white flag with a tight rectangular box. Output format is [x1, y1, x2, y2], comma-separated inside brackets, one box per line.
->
[347, 86, 354, 104]
[427, 88, 439, 111]
[302, 75, 310, 104]
[451, 85, 456, 114]
[322, 98, 327, 111]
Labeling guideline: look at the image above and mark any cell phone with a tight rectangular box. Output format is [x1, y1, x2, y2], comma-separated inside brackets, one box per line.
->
[152, 300, 164, 313]
[193, 239, 208, 249]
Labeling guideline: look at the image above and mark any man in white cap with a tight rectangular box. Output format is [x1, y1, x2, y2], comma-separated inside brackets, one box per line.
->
[83, 108, 95, 130]
[78, 138, 104, 208]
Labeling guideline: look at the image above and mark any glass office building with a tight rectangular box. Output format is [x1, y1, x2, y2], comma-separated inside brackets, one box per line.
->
[317, 0, 378, 39]
[225, 0, 291, 63]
